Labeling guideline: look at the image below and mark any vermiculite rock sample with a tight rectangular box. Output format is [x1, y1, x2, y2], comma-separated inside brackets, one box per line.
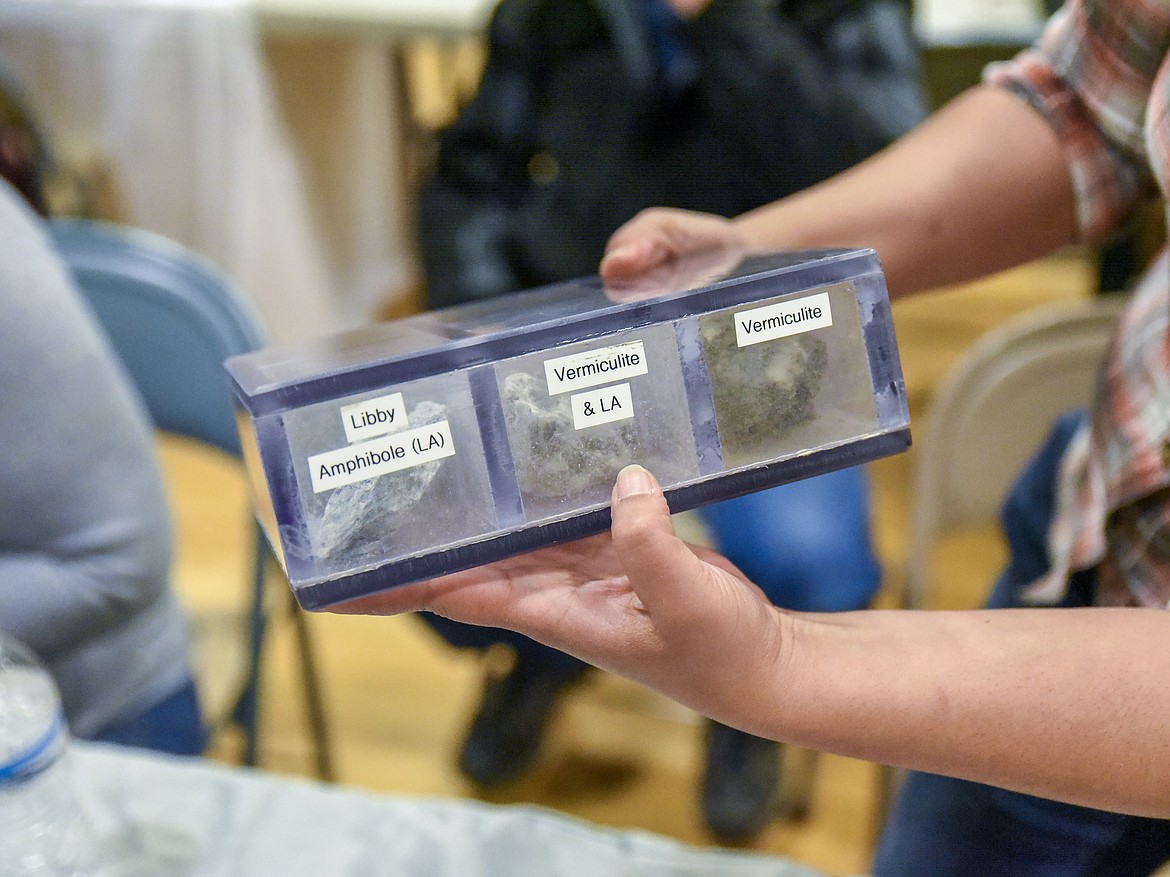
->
[701, 320, 828, 449]
[502, 372, 638, 497]
[316, 400, 448, 558]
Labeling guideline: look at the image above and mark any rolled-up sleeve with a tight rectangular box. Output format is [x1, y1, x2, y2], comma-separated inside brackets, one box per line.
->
[985, 0, 1170, 240]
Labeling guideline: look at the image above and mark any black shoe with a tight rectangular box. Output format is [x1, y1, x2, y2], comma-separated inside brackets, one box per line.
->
[701, 721, 782, 844]
[458, 657, 576, 788]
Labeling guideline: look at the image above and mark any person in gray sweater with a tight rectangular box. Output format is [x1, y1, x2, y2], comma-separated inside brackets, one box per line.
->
[0, 178, 205, 755]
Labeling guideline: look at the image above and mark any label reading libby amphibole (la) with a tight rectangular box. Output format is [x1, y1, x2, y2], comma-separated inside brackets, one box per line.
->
[572, 382, 634, 430]
[340, 392, 408, 444]
[544, 340, 648, 396]
[734, 291, 833, 348]
[308, 420, 455, 493]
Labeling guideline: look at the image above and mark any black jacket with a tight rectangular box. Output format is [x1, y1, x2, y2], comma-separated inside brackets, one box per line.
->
[418, 0, 926, 307]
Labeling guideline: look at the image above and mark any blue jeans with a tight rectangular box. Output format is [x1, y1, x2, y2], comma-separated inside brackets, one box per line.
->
[88, 678, 208, 757]
[698, 465, 881, 613]
[873, 412, 1170, 876]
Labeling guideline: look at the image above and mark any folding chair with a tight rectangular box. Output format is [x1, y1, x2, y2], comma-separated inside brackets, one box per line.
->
[901, 295, 1126, 612]
[49, 217, 335, 780]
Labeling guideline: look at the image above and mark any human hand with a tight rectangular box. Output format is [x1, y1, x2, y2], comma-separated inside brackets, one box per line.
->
[664, 0, 713, 17]
[599, 208, 748, 284]
[332, 465, 790, 729]
[602, 245, 747, 302]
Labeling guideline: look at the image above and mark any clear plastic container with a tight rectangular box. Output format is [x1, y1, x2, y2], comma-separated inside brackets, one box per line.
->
[226, 248, 911, 609]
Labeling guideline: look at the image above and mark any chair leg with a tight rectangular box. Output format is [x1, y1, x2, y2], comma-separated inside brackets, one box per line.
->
[247, 532, 335, 782]
[874, 763, 906, 842]
[779, 745, 819, 820]
[286, 589, 337, 782]
[237, 527, 269, 768]
[231, 673, 261, 764]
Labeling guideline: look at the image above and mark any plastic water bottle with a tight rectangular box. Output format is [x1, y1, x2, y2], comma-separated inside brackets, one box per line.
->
[0, 633, 92, 876]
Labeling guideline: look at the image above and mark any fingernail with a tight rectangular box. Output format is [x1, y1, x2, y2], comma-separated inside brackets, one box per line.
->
[614, 464, 657, 501]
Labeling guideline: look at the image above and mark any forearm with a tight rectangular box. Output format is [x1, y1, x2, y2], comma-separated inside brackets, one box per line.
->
[350, 470, 1170, 817]
[734, 85, 1080, 299]
[762, 606, 1170, 816]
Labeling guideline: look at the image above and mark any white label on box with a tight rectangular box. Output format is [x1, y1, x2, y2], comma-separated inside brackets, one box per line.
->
[544, 340, 648, 396]
[309, 420, 455, 493]
[734, 292, 833, 348]
[571, 382, 634, 431]
[340, 392, 408, 443]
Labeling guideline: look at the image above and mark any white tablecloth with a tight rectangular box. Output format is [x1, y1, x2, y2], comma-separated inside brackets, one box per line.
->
[0, 0, 421, 343]
[71, 742, 830, 877]
[913, 0, 1045, 43]
[254, 0, 497, 39]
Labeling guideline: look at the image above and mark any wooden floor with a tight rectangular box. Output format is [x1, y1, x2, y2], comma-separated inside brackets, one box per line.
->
[160, 250, 1097, 877]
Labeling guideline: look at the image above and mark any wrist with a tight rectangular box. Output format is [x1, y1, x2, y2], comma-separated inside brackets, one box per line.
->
[731, 208, 795, 254]
[712, 605, 803, 740]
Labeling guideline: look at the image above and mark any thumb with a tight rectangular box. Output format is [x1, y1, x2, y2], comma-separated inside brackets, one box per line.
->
[610, 465, 710, 612]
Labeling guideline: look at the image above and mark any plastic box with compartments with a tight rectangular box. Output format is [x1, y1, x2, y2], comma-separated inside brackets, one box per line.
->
[225, 248, 910, 609]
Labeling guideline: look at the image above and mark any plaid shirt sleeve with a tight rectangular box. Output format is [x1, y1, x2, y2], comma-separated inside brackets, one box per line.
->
[984, 0, 1169, 241]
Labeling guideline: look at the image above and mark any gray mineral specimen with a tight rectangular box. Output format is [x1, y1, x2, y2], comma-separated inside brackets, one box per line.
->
[702, 319, 827, 449]
[502, 372, 638, 498]
[315, 400, 447, 559]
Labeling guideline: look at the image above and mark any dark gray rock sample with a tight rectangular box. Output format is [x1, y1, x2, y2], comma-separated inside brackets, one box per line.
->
[315, 400, 448, 559]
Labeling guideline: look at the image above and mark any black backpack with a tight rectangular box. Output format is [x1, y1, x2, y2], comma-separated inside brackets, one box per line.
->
[418, 0, 926, 308]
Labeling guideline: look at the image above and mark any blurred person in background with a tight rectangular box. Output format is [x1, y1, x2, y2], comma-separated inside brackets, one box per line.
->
[0, 171, 206, 757]
[414, 0, 925, 842]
